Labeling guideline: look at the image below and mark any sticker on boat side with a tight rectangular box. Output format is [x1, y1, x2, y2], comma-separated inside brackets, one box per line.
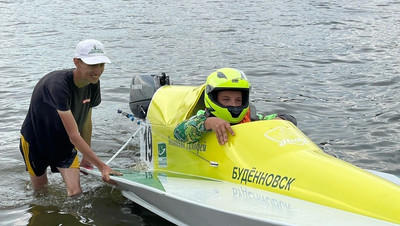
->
[167, 136, 206, 154]
[264, 127, 309, 147]
[158, 142, 167, 167]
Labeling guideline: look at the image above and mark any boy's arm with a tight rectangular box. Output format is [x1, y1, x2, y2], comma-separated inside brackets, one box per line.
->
[173, 114, 209, 143]
[257, 112, 297, 126]
[252, 104, 297, 125]
[57, 110, 122, 185]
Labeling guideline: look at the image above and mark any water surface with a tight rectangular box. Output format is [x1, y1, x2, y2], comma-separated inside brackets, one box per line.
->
[0, 0, 399, 225]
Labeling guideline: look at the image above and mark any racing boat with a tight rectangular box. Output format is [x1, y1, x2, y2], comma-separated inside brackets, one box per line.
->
[82, 74, 400, 225]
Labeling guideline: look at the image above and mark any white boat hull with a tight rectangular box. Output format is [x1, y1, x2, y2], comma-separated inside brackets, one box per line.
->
[81, 168, 398, 226]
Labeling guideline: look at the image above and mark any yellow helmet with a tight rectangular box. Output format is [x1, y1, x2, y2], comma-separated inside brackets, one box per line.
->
[204, 68, 251, 124]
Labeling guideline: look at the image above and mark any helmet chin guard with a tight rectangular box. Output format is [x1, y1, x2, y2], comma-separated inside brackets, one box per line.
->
[227, 106, 243, 118]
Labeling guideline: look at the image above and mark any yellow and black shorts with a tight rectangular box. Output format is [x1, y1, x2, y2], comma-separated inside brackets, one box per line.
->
[19, 135, 80, 177]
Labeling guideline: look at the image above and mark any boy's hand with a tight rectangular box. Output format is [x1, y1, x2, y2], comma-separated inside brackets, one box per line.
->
[99, 164, 123, 185]
[205, 117, 234, 145]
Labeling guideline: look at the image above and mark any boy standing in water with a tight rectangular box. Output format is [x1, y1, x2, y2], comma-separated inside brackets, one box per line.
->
[20, 39, 121, 196]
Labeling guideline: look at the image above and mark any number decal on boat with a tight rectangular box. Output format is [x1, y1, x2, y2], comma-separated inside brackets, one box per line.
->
[144, 126, 153, 163]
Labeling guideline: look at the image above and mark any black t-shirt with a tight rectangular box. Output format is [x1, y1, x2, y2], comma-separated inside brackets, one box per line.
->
[21, 69, 101, 160]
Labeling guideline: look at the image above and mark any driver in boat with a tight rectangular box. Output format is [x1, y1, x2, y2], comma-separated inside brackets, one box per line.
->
[174, 68, 297, 145]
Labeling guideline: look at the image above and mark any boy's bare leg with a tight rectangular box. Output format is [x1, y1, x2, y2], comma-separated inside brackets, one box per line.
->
[30, 173, 49, 192]
[58, 167, 82, 197]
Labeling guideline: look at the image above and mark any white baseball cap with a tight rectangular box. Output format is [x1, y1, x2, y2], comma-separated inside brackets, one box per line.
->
[74, 39, 111, 65]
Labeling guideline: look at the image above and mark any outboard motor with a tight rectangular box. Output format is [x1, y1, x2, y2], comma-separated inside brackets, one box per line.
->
[129, 73, 170, 119]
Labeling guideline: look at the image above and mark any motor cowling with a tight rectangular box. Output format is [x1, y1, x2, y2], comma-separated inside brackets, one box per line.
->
[129, 73, 170, 119]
